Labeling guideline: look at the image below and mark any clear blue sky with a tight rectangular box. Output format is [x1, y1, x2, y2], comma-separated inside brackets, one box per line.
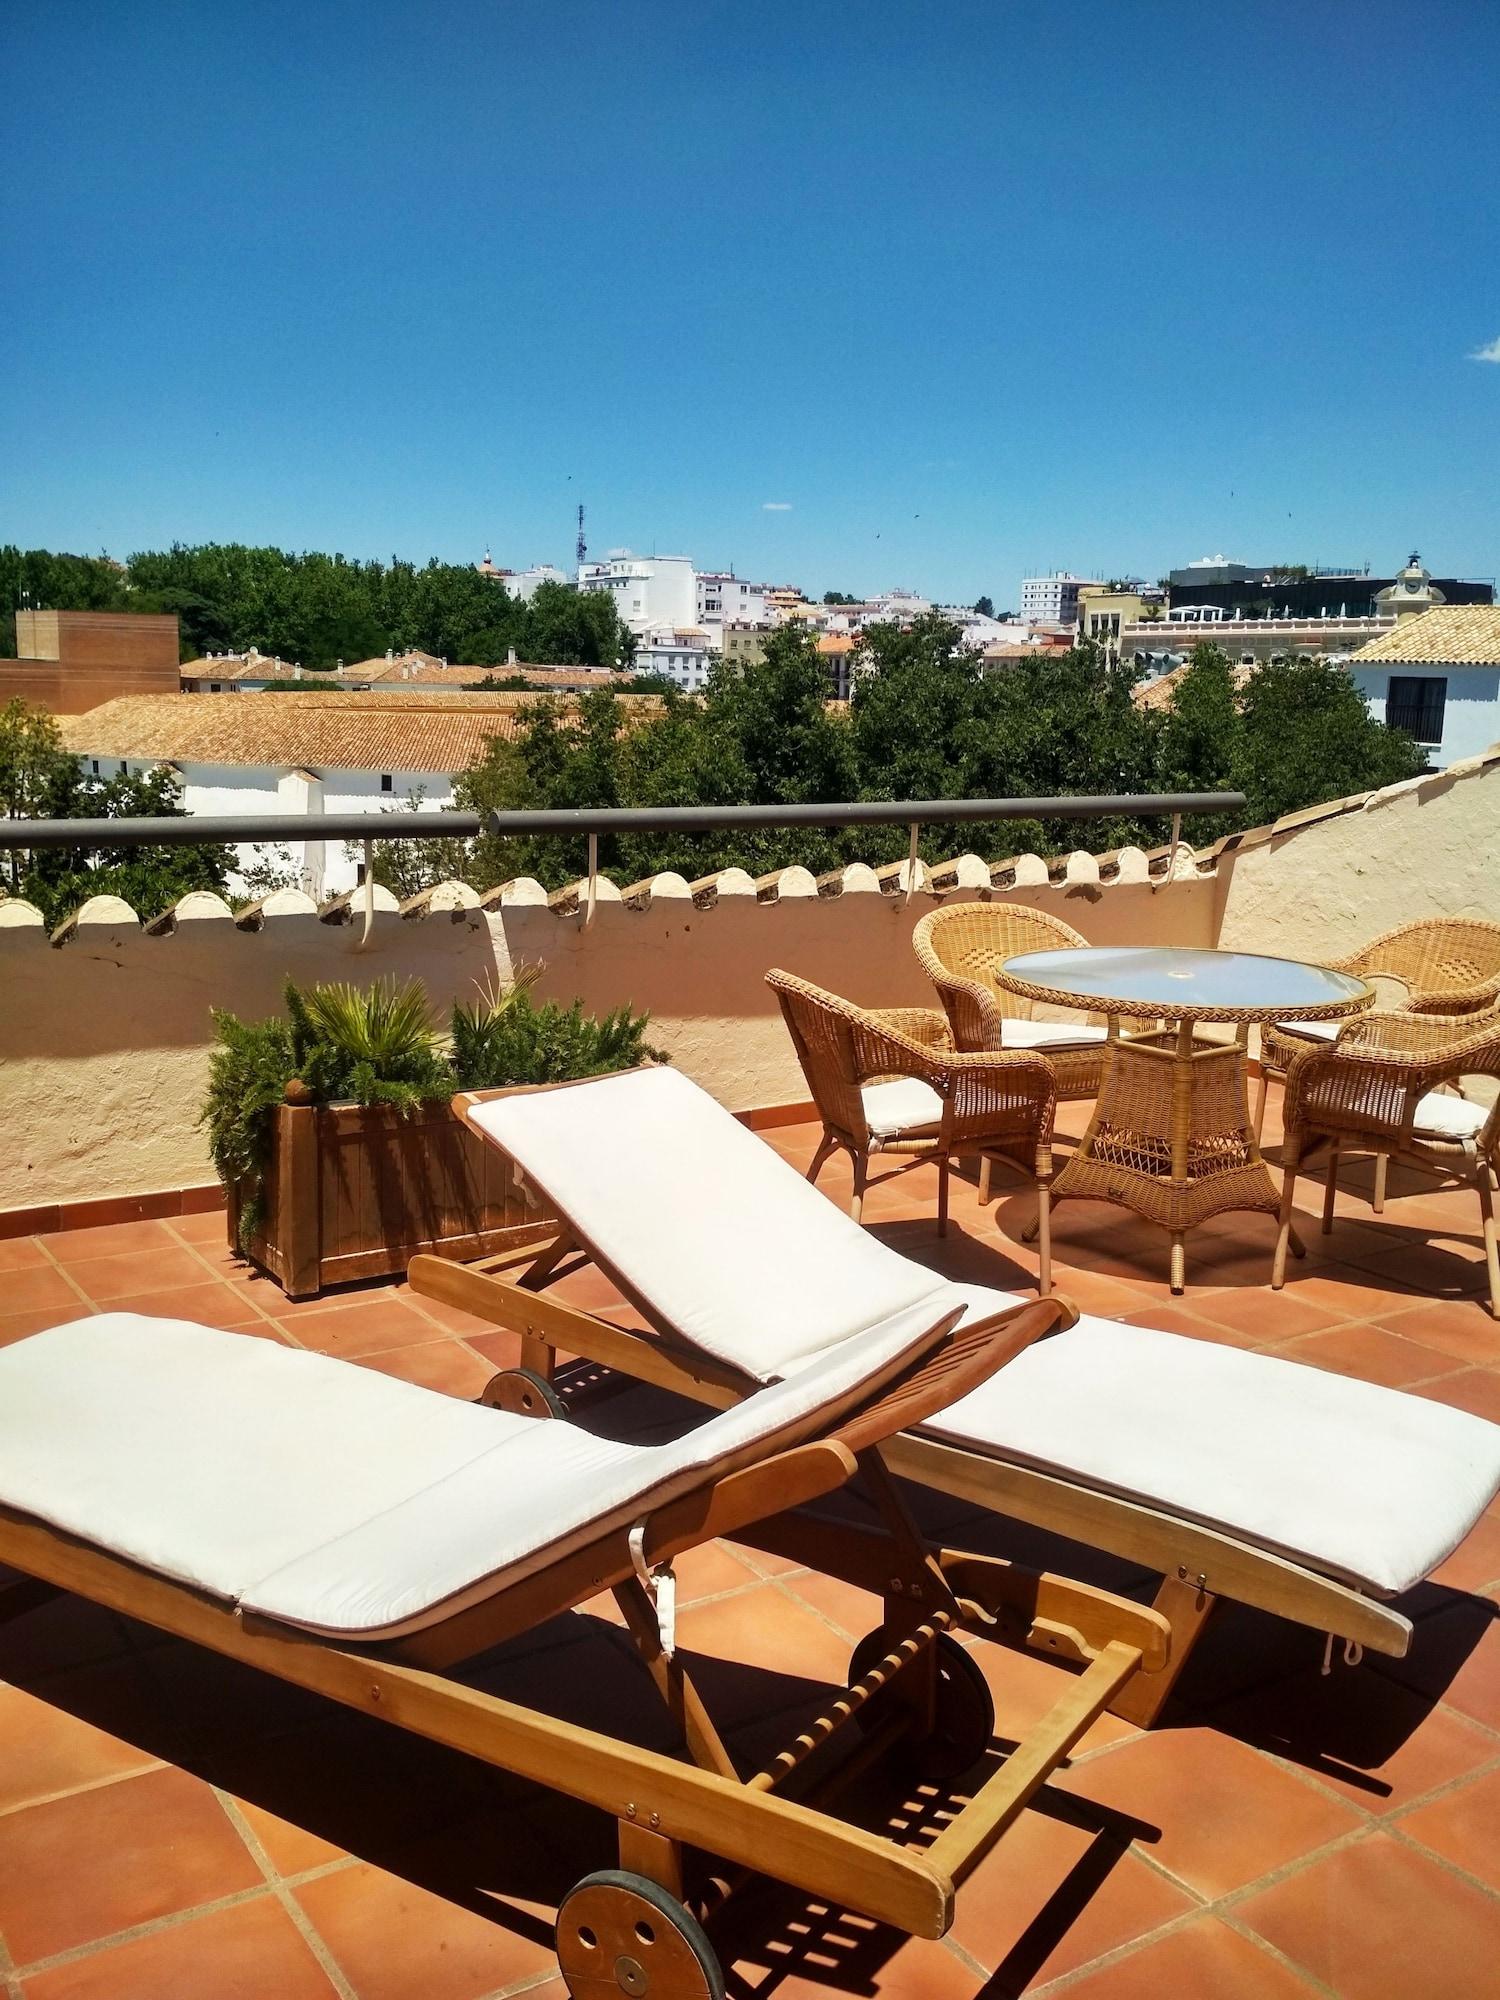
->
[5, 0, 1497, 605]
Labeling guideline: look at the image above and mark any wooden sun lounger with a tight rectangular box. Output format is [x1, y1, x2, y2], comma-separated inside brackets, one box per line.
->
[0, 1304, 1169, 1999]
[427, 1067, 1500, 1729]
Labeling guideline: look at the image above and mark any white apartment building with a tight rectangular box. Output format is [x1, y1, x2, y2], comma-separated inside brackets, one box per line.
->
[633, 628, 715, 693]
[696, 571, 769, 644]
[1020, 573, 1104, 627]
[578, 554, 696, 638]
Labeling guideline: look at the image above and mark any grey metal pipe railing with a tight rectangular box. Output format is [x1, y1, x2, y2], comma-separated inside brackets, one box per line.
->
[0, 793, 1244, 851]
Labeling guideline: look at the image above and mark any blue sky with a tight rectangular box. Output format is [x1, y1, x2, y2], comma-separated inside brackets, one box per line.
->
[4, 0, 1498, 605]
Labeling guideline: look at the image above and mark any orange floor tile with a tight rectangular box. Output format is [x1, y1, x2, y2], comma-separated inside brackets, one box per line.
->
[0, 1110, 1497, 1996]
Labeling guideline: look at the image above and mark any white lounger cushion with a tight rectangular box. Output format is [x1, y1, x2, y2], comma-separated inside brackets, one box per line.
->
[925, 1289, 1500, 1597]
[475, 1067, 1500, 1599]
[0, 1301, 955, 1641]
[470, 1068, 942, 1376]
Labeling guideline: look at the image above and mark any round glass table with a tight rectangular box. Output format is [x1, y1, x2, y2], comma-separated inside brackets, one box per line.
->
[998, 945, 1373, 1292]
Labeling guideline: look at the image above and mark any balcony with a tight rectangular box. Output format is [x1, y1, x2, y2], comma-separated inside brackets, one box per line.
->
[0, 753, 1497, 1997]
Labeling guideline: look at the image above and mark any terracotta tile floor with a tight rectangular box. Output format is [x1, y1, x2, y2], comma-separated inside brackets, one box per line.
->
[2, 1099, 1498, 1998]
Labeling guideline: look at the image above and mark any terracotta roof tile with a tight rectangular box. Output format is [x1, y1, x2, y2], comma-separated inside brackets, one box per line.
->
[58, 691, 660, 773]
[1347, 606, 1500, 667]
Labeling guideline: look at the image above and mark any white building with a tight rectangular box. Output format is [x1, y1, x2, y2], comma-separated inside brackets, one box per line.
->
[1346, 606, 1500, 771]
[57, 692, 542, 901]
[696, 571, 770, 645]
[475, 555, 570, 600]
[633, 627, 715, 693]
[1020, 573, 1104, 627]
[578, 554, 696, 638]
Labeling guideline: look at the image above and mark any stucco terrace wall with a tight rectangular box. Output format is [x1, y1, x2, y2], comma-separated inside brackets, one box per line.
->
[0, 743, 1493, 1225]
[0, 853, 1210, 1223]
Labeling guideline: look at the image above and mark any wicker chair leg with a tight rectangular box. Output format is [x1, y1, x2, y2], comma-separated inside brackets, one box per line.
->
[1322, 1143, 1341, 1235]
[1252, 1068, 1270, 1144]
[1372, 1152, 1389, 1214]
[806, 1129, 838, 1189]
[849, 1154, 868, 1225]
[1272, 1150, 1301, 1289]
[1169, 1232, 1186, 1296]
[1478, 1167, 1500, 1319]
[937, 1158, 950, 1238]
[978, 1154, 993, 1207]
[1036, 1184, 1052, 1295]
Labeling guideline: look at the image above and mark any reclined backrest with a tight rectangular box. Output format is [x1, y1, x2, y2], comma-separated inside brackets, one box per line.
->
[465, 1065, 949, 1380]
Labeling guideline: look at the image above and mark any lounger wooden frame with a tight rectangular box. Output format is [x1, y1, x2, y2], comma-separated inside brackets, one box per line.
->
[431, 1079, 1423, 1728]
[0, 1295, 1169, 1975]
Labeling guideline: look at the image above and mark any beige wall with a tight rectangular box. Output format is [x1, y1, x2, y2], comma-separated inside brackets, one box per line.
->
[0, 864, 1211, 1218]
[1, 745, 1493, 1223]
[1215, 755, 1499, 957]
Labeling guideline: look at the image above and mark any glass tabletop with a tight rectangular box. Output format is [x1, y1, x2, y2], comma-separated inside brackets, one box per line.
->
[999, 945, 1371, 1020]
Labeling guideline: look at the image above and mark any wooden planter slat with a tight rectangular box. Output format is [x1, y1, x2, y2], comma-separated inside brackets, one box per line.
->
[231, 1100, 557, 1299]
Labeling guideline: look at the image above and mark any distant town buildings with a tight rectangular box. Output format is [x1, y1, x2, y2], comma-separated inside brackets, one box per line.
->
[1346, 604, 1500, 770]
[1020, 572, 1104, 628]
[578, 554, 698, 639]
[475, 553, 570, 599]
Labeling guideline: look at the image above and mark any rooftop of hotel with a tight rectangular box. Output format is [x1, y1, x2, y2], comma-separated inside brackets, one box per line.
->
[0, 752, 1498, 1997]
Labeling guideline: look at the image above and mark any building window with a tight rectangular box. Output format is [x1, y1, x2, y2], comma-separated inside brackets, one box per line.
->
[1386, 676, 1446, 744]
[380, 773, 393, 792]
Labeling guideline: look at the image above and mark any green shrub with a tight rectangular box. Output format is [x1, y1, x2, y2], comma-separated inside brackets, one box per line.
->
[450, 986, 663, 1090]
[201, 973, 659, 1247]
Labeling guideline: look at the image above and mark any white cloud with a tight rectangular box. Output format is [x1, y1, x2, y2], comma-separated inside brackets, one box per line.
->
[761, 500, 793, 511]
[1469, 336, 1500, 363]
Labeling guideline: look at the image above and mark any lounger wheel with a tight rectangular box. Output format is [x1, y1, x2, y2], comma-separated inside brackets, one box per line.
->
[848, 1628, 995, 1782]
[555, 1869, 724, 1998]
[481, 1367, 569, 1421]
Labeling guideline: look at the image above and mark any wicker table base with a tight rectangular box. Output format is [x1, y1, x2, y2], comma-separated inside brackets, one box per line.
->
[1049, 1023, 1298, 1293]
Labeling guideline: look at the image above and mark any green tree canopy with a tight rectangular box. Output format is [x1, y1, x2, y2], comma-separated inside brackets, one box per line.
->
[4, 543, 632, 671]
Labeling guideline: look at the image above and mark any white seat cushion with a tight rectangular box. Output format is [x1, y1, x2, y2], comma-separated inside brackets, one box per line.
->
[470, 1069, 943, 1378]
[0, 1303, 954, 1640]
[475, 1068, 1500, 1595]
[924, 1289, 1500, 1597]
[999, 1021, 1109, 1050]
[861, 1076, 944, 1137]
[1413, 1092, 1489, 1141]
[1276, 1019, 1341, 1043]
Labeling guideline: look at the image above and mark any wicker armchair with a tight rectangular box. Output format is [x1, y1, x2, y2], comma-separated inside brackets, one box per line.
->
[911, 904, 1110, 1100]
[1256, 917, 1500, 1140]
[1272, 1003, 1500, 1316]
[766, 968, 1058, 1285]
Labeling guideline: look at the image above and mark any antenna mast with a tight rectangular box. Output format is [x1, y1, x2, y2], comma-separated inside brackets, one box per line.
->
[576, 504, 587, 567]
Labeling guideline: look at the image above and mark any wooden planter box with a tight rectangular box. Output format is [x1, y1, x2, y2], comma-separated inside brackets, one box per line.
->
[229, 1099, 557, 1299]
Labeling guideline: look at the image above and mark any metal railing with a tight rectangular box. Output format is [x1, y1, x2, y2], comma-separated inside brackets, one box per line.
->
[0, 792, 1244, 938]
[0, 793, 1244, 852]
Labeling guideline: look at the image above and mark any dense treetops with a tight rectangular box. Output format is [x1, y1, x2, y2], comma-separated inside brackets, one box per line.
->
[0, 543, 630, 672]
[371, 623, 1428, 897]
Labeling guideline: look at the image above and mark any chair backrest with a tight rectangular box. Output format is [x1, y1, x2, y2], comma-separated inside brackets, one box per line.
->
[913, 903, 1090, 1044]
[1354, 918, 1500, 1002]
[766, 971, 879, 1149]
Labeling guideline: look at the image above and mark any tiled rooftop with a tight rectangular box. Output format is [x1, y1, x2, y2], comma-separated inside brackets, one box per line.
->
[1, 1093, 1497, 1997]
[1349, 606, 1500, 667]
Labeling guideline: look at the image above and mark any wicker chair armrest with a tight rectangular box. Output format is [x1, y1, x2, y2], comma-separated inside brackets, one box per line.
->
[1284, 1025, 1500, 1143]
[850, 1018, 1056, 1143]
[864, 1006, 955, 1053]
[921, 965, 1004, 1052]
[1406, 977, 1500, 1016]
[1338, 1008, 1497, 1056]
